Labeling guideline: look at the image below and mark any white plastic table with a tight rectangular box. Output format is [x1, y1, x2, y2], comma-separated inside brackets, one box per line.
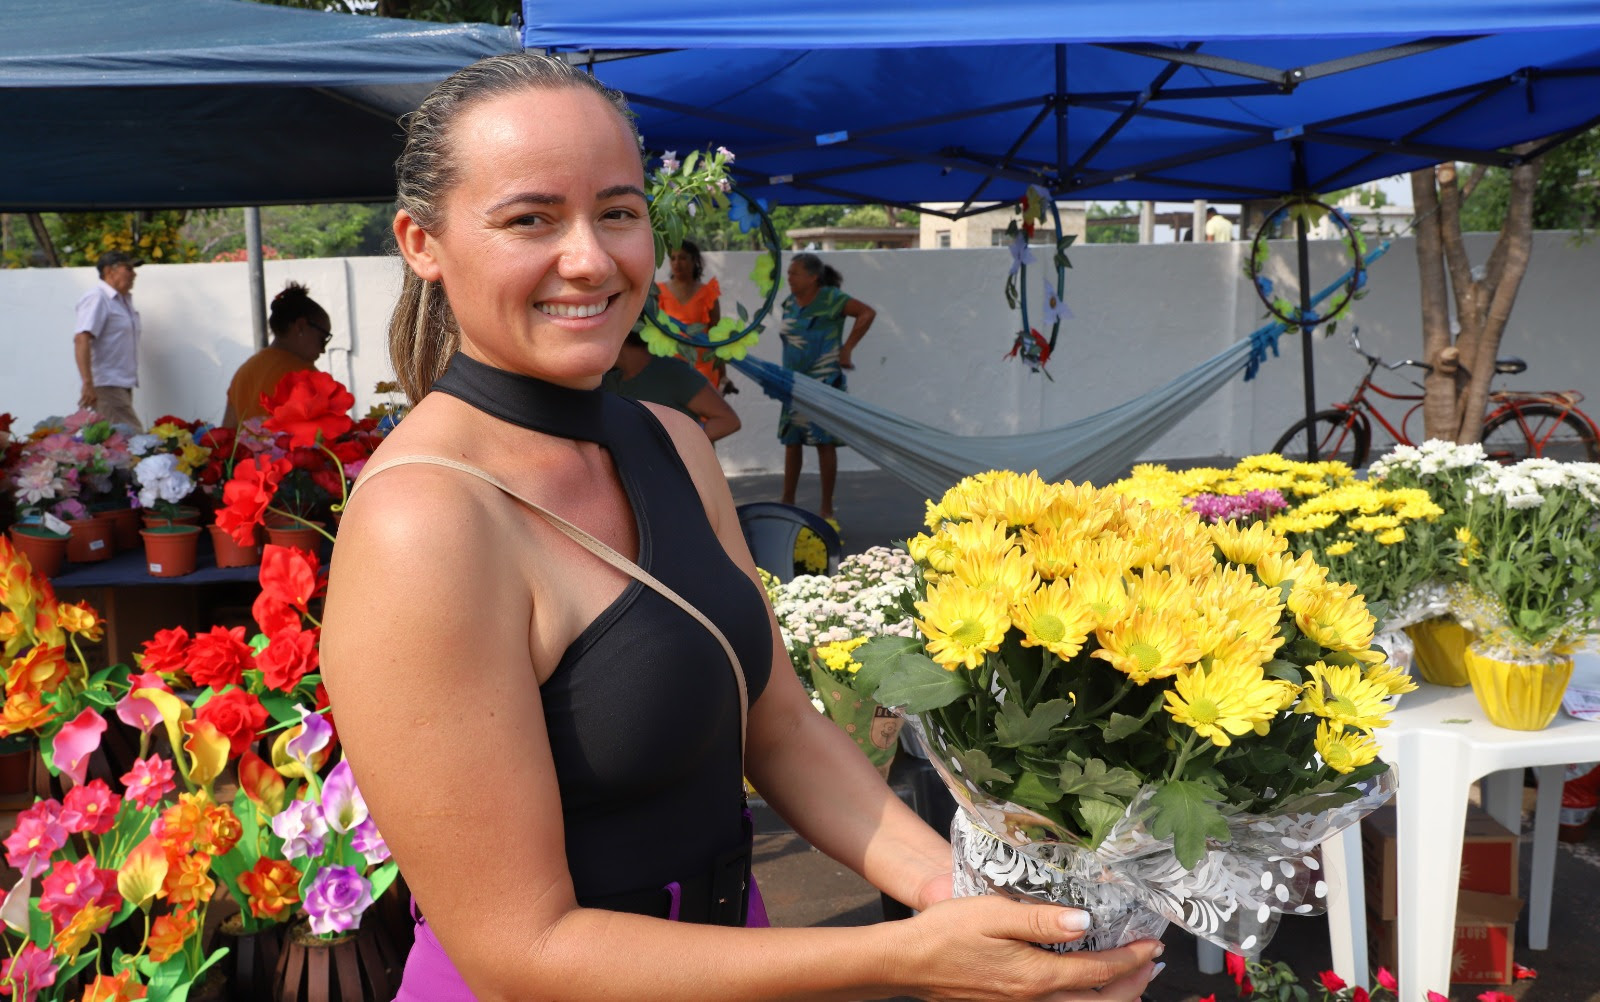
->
[1324, 653, 1600, 999]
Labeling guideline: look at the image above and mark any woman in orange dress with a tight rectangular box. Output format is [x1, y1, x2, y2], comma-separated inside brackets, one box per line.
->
[657, 240, 725, 389]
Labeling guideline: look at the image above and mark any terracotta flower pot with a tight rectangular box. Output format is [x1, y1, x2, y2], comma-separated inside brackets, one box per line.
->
[266, 520, 327, 555]
[99, 506, 143, 551]
[208, 524, 262, 569]
[141, 525, 202, 578]
[1464, 644, 1574, 731]
[66, 516, 116, 563]
[141, 505, 201, 529]
[8, 525, 69, 578]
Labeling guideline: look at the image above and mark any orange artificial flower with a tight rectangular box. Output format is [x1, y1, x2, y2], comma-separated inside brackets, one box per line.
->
[5, 644, 69, 697]
[144, 909, 197, 963]
[161, 853, 214, 910]
[180, 719, 228, 788]
[200, 803, 242, 857]
[238, 858, 302, 919]
[51, 902, 115, 962]
[155, 795, 207, 855]
[239, 751, 287, 817]
[79, 969, 147, 1001]
[55, 601, 102, 642]
[0, 689, 55, 735]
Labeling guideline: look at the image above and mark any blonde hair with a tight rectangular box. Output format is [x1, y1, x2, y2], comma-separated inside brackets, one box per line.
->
[388, 53, 639, 401]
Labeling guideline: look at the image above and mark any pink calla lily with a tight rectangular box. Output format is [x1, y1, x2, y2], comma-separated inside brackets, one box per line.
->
[114, 672, 169, 734]
[51, 710, 107, 787]
[320, 759, 368, 834]
[285, 705, 332, 765]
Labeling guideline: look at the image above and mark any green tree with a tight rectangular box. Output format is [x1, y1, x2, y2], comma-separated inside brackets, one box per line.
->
[248, 0, 519, 23]
[1457, 126, 1600, 233]
[1086, 202, 1138, 244]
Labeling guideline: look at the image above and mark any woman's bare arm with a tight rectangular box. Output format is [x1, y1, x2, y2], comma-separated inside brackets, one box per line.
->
[838, 298, 876, 370]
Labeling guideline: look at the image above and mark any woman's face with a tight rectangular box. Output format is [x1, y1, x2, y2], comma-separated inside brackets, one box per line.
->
[669, 248, 696, 283]
[404, 87, 653, 387]
[786, 260, 818, 297]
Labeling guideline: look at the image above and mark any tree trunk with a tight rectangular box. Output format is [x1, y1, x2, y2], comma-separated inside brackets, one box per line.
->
[1412, 171, 1458, 439]
[24, 214, 60, 267]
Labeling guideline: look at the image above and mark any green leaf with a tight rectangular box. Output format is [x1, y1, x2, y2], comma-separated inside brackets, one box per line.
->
[1102, 712, 1144, 742]
[1262, 658, 1305, 684]
[950, 747, 1013, 787]
[249, 633, 271, 656]
[1076, 799, 1125, 848]
[872, 653, 971, 713]
[1147, 780, 1231, 870]
[258, 691, 301, 726]
[994, 697, 1073, 748]
[1058, 758, 1144, 804]
[369, 860, 401, 901]
[1008, 771, 1064, 808]
[849, 635, 926, 696]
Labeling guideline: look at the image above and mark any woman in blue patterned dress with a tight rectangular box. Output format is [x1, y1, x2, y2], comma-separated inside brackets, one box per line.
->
[778, 253, 876, 522]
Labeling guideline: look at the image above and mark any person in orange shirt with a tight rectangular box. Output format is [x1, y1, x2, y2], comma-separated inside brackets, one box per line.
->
[656, 241, 726, 390]
[223, 282, 332, 426]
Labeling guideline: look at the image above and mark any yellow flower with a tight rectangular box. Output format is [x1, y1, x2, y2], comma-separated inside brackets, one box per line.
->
[906, 532, 960, 574]
[1375, 527, 1405, 545]
[914, 580, 1011, 671]
[1350, 514, 1402, 533]
[1091, 608, 1201, 684]
[1209, 521, 1287, 565]
[177, 441, 211, 475]
[1324, 539, 1356, 556]
[1363, 660, 1418, 696]
[1315, 721, 1380, 774]
[1288, 581, 1376, 652]
[941, 518, 1016, 562]
[1455, 526, 1481, 565]
[1254, 549, 1328, 591]
[1296, 661, 1393, 731]
[1126, 567, 1197, 616]
[816, 637, 869, 675]
[972, 470, 1058, 527]
[951, 546, 1039, 597]
[150, 422, 186, 441]
[1065, 562, 1130, 628]
[52, 902, 115, 962]
[1012, 579, 1095, 660]
[1164, 662, 1293, 747]
[1018, 526, 1078, 580]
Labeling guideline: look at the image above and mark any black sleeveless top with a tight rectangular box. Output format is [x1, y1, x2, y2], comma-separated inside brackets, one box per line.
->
[430, 354, 773, 902]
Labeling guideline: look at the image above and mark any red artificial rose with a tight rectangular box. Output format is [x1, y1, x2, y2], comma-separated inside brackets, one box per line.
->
[252, 588, 301, 638]
[1353, 989, 1370, 1002]
[216, 456, 292, 546]
[186, 626, 255, 690]
[262, 371, 354, 448]
[1319, 972, 1347, 993]
[195, 688, 269, 758]
[258, 626, 319, 693]
[198, 427, 235, 453]
[138, 627, 191, 678]
[150, 415, 198, 432]
[259, 545, 322, 614]
[309, 465, 343, 499]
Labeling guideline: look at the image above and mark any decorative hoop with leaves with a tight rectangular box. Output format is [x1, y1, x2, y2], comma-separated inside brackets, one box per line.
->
[1247, 195, 1370, 329]
[638, 147, 781, 364]
[1002, 185, 1074, 374]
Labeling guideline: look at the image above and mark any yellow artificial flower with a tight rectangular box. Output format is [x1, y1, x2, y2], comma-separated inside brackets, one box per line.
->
[914, 580, 1011, 671]
[52, 902, 116, 962]
[1375, 527, 1406, 545]
[1325, 539, 1356, 556]
[177, 441, 211, 475]
[1012, 579, 1095, 660]
[1315, 721, 1381, 774]
[1363, 660, 1419, 697]
[1164, 662, 1292, 747]
[1288, 581, 1376, 652]
[1091, 608, 1201, 684]
[1296, 661, 1393, 731]
[150, 422, 186, 441]
[1209, 520, 1287, 566]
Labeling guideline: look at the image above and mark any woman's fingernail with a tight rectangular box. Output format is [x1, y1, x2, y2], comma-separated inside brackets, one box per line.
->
[1150, 962, 1167, 980]
[1152, 942, 1166, 958]
[1060, 909, 1092, 931]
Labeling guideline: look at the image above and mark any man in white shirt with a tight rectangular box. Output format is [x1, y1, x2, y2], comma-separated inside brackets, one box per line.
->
[1204, 207, 1234, 243]
[73, 250, 143, 429]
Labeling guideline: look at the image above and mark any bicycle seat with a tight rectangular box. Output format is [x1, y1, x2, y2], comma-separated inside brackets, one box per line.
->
[1495, 357, 1528, 375]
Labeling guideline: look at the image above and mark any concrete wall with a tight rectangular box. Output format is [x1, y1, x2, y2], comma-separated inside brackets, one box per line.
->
[3, 233, 1596, 478]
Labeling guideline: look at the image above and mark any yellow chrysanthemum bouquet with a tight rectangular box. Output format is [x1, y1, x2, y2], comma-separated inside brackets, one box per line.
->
[851, 470, 1404, 954]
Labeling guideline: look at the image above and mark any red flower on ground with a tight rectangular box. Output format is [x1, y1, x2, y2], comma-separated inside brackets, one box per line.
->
[1319, 971, 1347, 993]
[185, 626, 254, 690]
[195, 688, 269, 758]
[1477, 992, 1516, 1002]
[1513, 963, 1538, 980]
[137, 626, 191, 677]
[263, 370, 354, 448]
[258, 626, 320, 693]
[216, 455, 292, 546]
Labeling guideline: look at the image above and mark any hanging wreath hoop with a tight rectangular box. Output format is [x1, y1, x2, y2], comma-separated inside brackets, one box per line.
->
[1246, 195, 1368, 329]
[639, 188, 783, 364]
[1003, 187, 1074, 374]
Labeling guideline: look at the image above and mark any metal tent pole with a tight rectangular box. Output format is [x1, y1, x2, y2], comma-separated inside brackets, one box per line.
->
[1293, 142, 1318, 459]
[245, 207, 267, 350]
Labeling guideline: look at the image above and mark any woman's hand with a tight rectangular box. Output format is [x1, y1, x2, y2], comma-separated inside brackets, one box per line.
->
[889, 896, 1164, 1002]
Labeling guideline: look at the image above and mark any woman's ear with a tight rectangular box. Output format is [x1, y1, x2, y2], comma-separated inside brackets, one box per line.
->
[394, 209, 443, 283]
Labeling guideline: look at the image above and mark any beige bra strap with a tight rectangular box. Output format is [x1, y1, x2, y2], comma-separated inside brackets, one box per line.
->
[351, 455, 748, 759]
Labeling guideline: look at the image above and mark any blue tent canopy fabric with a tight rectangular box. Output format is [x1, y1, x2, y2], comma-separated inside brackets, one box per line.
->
[523, 1, 1600, 211]
[1, 0, 518, 209]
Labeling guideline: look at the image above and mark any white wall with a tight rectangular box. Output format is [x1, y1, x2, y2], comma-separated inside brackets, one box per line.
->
[4, 233, 1596, 477]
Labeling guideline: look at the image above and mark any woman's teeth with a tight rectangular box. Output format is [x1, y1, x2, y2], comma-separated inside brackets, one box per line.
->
[539, 300, 609, 319]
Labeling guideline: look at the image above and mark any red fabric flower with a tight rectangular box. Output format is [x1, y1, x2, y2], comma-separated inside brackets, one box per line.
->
[1376, 968, 1399, 991]
[216, 456, 292, 547]
[1319, 971, 1347, 992]
[195, 688, 269, 758]
[262, 371, 354, 448]
[186, 626, 254, 690]
[198, 427, 235, 453]
[258, 544, 322, 614]
[1513, 963, 1538, 980]
[1224, 953, 1252, 993]
[252, 589, 301, 638]
[149, 415, 198, 432]
[138, 627, 191, 678]
[1353, 988, 1370, 1002]
[258, 626, 320, 693]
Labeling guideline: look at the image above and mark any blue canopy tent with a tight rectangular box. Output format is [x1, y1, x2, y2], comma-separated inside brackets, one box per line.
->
[0, 0, 518, 210]
[523, 0, 1600, 472]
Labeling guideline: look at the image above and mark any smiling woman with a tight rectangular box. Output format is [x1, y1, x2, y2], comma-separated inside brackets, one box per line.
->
[320, 52, 1161, 1002]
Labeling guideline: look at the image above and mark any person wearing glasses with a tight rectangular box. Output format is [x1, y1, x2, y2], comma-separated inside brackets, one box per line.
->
[222, 281, 333, 426]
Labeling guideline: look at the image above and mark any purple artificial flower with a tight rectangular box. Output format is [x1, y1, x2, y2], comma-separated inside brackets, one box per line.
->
[320, 760, 369, 834]
[270, 799, 328, 861]
[349, 816, 390, 866]
[302, 866, 374, 936]
[285, 705, 332, 768]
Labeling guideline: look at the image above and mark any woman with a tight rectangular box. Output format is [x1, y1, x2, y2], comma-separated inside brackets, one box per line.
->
[603, 328, 741, 442]
[221, 282, 330, 426]
[779, 253, 874, 524]
[321, 53, 1160, 1002]
[657, 240, 726, 389]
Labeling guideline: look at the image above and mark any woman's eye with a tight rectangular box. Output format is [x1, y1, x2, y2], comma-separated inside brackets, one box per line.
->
[603, 207, 641, 222]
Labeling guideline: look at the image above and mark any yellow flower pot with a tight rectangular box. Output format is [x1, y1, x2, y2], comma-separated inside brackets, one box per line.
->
[1404, 616, 1471, 687]
[1463, 645, 1574, 731]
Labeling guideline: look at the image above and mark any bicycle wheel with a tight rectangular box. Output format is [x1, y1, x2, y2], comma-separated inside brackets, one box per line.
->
[1271, 409, 1372, 466]
[1481, 403, 1600, 463]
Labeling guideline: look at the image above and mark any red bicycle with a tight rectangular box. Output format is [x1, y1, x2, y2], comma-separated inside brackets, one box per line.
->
[1272, 328, 1600, 466]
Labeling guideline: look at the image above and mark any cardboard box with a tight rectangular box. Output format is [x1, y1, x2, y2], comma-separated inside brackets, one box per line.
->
[1362, 804, 1519, 920]
[1371, 891, 1523, 986]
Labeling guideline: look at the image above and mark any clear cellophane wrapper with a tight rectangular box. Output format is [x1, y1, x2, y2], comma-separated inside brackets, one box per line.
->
[907, 714, 1397, 955]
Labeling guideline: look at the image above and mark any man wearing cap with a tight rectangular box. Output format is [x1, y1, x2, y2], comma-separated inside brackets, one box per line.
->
[72, 250, 143, 429]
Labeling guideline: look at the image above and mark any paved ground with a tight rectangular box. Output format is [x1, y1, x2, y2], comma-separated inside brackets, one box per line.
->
[733, 469, 1600, 1002]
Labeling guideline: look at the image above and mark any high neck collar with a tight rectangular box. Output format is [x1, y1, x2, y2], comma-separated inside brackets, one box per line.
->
[430, 352, 608, 444]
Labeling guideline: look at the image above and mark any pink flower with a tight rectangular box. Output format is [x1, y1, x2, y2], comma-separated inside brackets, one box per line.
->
[38, 857, 118, 931]
[1427, 993, 1450, 1002]
[319, 760, 368, 834]
[60, 779, 120, 836]
[1376, 968, 1398, 991]
[114, 672, 170, 734]
[0, 942, 57, 1001]
[120, 756, 176, 810]
[51, 709, 107, 787]
[1477, 993, 1516, 1002]
[2, 814, 66, 879]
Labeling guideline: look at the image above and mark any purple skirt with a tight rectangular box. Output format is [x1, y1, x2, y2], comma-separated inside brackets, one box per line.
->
[392, 881, 770, 1001]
